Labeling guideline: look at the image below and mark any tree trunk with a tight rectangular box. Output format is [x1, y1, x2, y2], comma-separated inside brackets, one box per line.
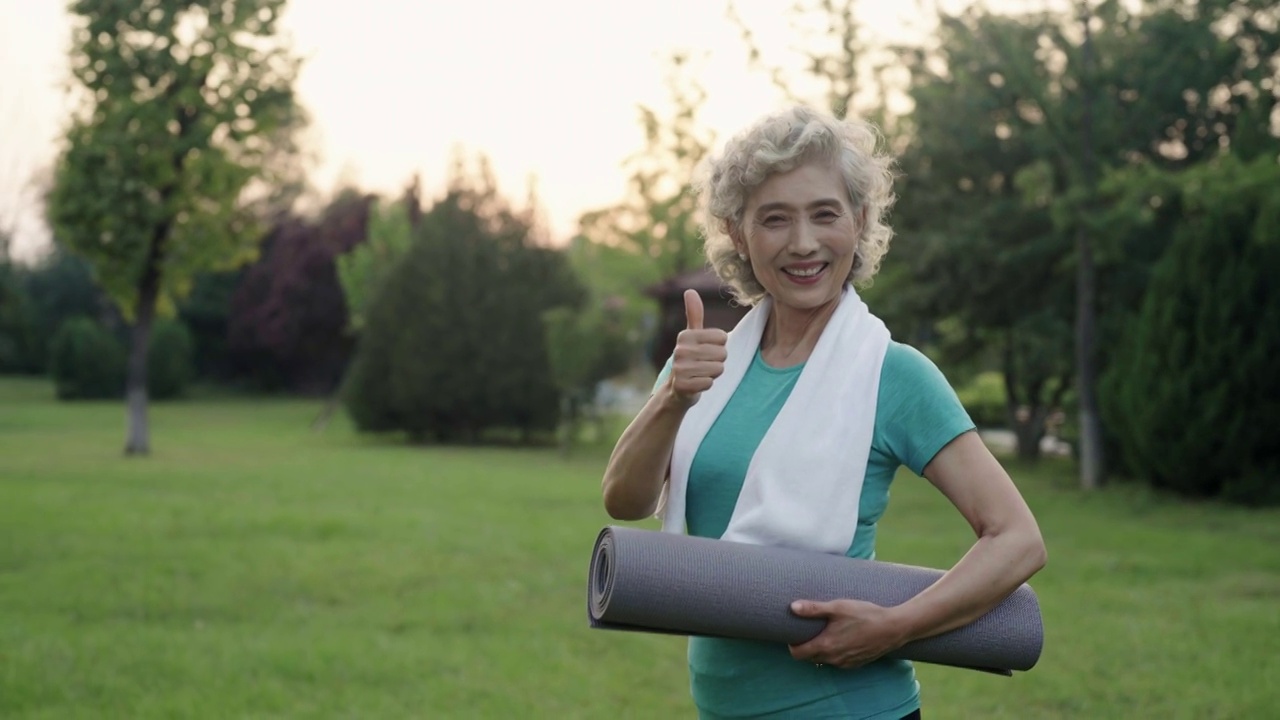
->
[124, 274, 160, 456]
[1012, 406, 1048, 462]
[124, 223, 167, 456]
[1076, 0, 1105, 489]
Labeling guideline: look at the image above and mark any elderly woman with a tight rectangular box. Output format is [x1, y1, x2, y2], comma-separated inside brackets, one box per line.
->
[601, 104, 1047, 720]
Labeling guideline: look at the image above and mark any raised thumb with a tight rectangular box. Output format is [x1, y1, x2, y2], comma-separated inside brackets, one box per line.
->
[684, 289, 704, 331]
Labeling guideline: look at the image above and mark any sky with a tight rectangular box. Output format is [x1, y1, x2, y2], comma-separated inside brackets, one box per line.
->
[0, 0, 1002, 262]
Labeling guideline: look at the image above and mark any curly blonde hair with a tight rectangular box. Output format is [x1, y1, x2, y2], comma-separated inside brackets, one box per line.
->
[693, 105, 899, 306]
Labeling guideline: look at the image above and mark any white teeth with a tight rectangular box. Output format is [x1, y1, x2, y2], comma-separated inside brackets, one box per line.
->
[784, 265, 825, 277]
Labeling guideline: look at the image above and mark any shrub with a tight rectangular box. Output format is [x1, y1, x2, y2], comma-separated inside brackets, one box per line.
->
[342, 178, 584, 443]
[954, 371, 1007, 428]
[49, 317, 125, 400]
[147, 319, 195, 400]
[1100, 156, 1280, 505]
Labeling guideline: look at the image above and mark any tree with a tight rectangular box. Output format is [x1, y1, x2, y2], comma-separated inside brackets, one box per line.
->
[578, 51, 715, 280]
[971, 0, 1280, 481]
[541, 303, 633, 455]
[573, 51, 717, 364]
[852, 0, 1277, 463]
[227, 188, 372, 394]
[46, 0, 306, 455]
[342, 158, 585, 443]
[1100, 154, 1280, 505]
[336, 176, 421, 336]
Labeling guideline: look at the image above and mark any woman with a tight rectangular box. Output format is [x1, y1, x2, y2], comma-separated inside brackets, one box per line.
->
[601, 105, 1047, 720]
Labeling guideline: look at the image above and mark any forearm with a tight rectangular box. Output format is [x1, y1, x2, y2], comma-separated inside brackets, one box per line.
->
[601, 388, 688, 520]
[892, 526, 1046, 643]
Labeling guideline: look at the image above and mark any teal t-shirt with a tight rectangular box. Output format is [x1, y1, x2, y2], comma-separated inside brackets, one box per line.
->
[655, 341, 975, 720]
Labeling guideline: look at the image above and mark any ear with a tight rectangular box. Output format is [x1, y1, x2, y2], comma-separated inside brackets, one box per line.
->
[728, 223, 748, 258]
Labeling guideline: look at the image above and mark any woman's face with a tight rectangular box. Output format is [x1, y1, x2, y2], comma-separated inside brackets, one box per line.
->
[736, 161, 860, 314]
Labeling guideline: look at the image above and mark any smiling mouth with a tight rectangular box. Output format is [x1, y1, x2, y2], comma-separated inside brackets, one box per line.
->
[783, 263, 828, 278]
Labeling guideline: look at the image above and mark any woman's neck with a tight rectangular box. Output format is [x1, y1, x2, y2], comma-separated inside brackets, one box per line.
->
[759, 296, 841, 368]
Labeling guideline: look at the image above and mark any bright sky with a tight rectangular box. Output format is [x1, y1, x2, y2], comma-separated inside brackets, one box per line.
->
[0, 0, 1001, 262]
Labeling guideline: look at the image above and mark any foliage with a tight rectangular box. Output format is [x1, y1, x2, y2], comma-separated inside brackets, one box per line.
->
[46, 0, 306, 453]
[0, 246, 112, 375]
[578, 52, 714, 279]
[336, 178, 420, 335]
[146, 318, 194, 400]
[542, 303, 635, 453]
[47, 0, 306, 315]
[572, 52, 716, 365]
[1100, 155, 1280, 505]
[228, 190, 372, 394]
[49, 317, 125, 400]
[953, 371, 1007, 429]
[0, 236, 42, 374]
[176, 268, 244, 382]
[864, 0, 1279, 462]
[342, 160, 585, 442]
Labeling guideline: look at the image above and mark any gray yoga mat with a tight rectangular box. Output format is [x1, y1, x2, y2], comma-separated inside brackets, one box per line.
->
[587, 525, 1043, 676]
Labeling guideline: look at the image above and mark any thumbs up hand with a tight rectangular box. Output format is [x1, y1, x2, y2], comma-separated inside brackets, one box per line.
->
[667, 289, 729, 408]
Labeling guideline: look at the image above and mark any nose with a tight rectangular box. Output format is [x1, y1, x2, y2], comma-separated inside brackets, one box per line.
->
[789, 218, 820, 255]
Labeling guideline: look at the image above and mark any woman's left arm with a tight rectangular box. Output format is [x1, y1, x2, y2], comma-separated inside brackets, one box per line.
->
[789, 431, 1047, 667]
[888, 430, 1047, 640]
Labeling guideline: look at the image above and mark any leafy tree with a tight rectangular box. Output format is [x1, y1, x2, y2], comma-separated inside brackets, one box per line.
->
[790, 0, 1280, 465]
[578, 52, 714, 280]
[46, 0, 306, 454]
[227, 189, 372, 394]
[573, 52, 717, 366]
[342, 159, 585, 443]
[1100, 154, 1280, 505]
[972, 0, 1280, 483]
[336, 176, 421, 336]
[542, 302, 634, 455]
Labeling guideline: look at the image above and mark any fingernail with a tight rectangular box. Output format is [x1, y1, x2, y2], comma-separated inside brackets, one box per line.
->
[790, 601, 802, 612]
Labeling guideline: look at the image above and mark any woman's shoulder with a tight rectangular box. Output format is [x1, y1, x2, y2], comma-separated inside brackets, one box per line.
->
[879, 341, 950, 388]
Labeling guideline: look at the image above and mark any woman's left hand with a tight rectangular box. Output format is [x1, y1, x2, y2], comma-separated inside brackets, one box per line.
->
[787, 599, 908, 669]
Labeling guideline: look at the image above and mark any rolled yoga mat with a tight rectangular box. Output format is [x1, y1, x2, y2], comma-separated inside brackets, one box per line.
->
[587, 525, 1043, 676]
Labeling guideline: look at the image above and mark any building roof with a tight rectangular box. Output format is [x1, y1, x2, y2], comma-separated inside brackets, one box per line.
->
[643, 267, 731, 298]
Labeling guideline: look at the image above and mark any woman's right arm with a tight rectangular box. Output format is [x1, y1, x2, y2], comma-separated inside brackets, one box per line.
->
[602, 290, 727, 520]
[600, 387, 689, 520]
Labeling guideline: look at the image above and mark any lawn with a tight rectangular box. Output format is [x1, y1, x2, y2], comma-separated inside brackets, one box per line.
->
[1, 376, 1277, 719]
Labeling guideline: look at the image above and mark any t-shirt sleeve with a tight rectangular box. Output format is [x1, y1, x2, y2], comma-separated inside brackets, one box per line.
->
[876, 343, 976, 476]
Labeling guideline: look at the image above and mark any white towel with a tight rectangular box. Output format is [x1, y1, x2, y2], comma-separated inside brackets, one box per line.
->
[661, 284, 891, 556]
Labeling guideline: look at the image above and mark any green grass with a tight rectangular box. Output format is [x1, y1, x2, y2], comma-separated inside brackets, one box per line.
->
[1, 376, 1277, 719]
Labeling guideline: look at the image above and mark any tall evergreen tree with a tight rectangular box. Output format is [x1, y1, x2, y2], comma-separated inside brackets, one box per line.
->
[1100, 155, 1280, 505]
[342, 158, 584, 443]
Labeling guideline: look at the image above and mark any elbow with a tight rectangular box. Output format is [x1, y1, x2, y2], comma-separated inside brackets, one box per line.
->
[602, 497, 651, 522]
[602, 493, 631, 521]
[1022, 525, 1048, 575]
[601, 483, 655, 522]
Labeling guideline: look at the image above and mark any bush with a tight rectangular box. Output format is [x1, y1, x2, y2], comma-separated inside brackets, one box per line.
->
[49, 317, 126, 400]
[342, 178, 585, 443]
[148, 318, 195, 400]
[954, 371, 1007, 428]
[1100, 156, 1280, 505]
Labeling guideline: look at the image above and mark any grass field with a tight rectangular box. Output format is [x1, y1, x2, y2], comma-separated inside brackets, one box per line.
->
[2, 376, 1278, 719]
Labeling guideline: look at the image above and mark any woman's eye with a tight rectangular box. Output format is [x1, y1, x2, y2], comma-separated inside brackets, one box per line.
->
[763, 215, 787, 226]
[814, 210, 839, 222]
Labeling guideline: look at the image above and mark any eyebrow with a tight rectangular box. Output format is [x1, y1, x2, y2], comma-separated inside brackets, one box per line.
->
[754, 198, 845, 215]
